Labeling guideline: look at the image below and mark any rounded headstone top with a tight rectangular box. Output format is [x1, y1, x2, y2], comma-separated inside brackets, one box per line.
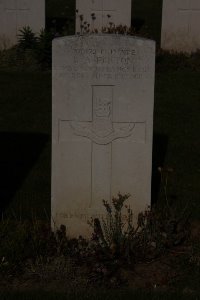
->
[52, 34, 156, 48]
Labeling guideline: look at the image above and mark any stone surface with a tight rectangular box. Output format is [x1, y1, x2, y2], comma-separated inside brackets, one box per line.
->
[52, 34, 155, 238]
[161, 0, 200, 52]
[0, 0, 45, 49]
[76, 0, 132, 32]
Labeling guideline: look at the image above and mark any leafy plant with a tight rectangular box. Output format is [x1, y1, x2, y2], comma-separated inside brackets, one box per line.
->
[35, 29, 54, 68]
[17, 26, 38, 50]
[16, 26, 54, 69]
[0, 174, 193, 288]
[88, 193, 138, 264]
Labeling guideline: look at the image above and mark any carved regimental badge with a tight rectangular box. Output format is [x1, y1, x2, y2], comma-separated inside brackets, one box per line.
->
[70, 85, 135, 145]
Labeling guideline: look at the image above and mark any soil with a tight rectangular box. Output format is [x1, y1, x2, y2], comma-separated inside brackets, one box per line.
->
[0, 247, 195, 293]
[0, 221, 199, 294]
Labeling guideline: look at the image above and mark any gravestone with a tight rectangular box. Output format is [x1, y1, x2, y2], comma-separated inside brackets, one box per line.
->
[0, 0, 45, 49]
[161, 0, 200, 52]
[76, 0, 132, 32]
[52, 34, 155, 238]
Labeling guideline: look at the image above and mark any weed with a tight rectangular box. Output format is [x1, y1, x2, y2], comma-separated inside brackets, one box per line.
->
[88, 193, 137, 263]
[75, 12, 150, 37]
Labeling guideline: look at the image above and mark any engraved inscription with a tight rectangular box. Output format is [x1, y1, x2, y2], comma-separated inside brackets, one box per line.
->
[57, 212, 134, 222]
[52, 35, 155, 237]
[57, 212, 105, 221]
[55, 45, 151, 81]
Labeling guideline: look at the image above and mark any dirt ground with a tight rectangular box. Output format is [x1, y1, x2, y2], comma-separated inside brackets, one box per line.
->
[0, 222, 199, 294]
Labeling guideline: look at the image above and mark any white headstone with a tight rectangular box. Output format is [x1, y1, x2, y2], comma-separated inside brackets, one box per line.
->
[52, 34, 155, 238]
[161, 0, 200, 52]
[76, 0, 132, 33]
[0, 0, 45, 49]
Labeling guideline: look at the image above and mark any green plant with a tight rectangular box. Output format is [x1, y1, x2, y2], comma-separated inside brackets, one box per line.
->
[16, 26, 54, 69]
[88, 193, 139, 264]
[17, 26, 38, 50]
[35, 29, 54, 68]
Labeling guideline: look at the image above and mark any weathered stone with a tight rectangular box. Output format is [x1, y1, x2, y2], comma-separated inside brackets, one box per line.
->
[76, 0, 132, 32]
[161, 0, 200, 52]
[0, 0, 45, 49]
[52, 34, 155, 238]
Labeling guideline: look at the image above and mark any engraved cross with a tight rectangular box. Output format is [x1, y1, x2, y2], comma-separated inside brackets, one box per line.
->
[61, 85, 141, 208]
